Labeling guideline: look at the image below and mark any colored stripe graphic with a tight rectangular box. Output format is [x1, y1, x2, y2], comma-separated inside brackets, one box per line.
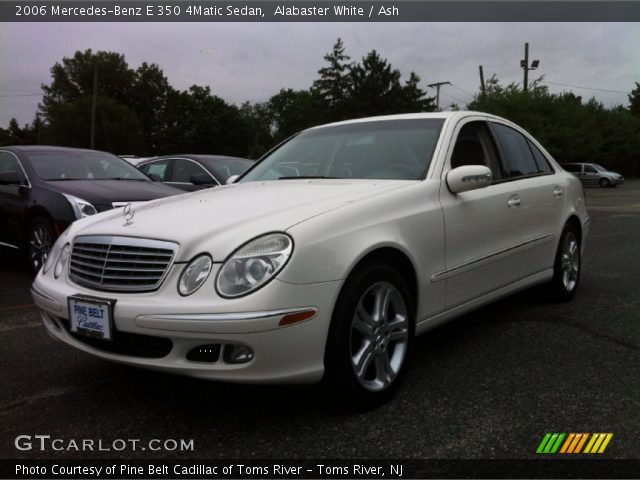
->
[537, 433, 613, 454]
[536, 433, 565, 454]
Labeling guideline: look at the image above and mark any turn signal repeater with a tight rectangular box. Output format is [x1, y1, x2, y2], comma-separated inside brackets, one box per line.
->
[279, 308, 317, 327]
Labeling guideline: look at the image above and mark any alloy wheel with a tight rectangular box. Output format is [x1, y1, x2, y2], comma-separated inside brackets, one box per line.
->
[350, 281, 409, 392]
[560, 232, 579, 292]
[29, 222, 53, 272]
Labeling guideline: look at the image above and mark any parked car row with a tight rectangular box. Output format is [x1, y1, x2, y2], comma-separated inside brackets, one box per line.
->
[28, 112, 591, 405]
[0, 146, 253, 271]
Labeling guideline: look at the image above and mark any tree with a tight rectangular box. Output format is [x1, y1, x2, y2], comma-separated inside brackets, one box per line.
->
[266, 88, 326, 142]
[629, 82, 640, 116]
[346, 50, 435, 118]
[128, 62, 174, 154]
[158, 85, 254, 156]
[312, 38, 352, 122]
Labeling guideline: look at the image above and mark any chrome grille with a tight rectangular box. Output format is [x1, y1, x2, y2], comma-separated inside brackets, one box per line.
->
[69, 236, 178, 292]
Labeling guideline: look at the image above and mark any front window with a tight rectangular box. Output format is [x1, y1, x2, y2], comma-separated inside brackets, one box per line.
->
[241, 119, 444, 182]
[27, 150, 151, 181]
[592, 164, 608, 172]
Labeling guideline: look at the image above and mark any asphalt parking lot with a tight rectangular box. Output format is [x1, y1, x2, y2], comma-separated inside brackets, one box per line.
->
[1, 181, 639, 461]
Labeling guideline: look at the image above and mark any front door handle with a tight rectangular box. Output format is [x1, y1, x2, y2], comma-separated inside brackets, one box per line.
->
[507, 195, 521, 208]
[553, 187, 564, 197]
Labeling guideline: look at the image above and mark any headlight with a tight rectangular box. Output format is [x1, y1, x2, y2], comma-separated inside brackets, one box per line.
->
[216, 233, 293, 298]
[63, 194, 97, 219]
[178, 254, 213, 296]
[42, 227, 70, 275]
[54, 244, 70, 279]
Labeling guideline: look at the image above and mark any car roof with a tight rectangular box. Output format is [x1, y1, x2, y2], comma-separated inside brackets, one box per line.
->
[150, 154, 248, 161]
[2, 145, 114, 155]
[309, 111, 503, 130]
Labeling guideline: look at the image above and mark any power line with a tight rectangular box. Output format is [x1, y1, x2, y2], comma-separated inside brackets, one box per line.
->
[439, 90, 467, 106]
[449, 83, 475, 97]
[542, 81, 627, 95]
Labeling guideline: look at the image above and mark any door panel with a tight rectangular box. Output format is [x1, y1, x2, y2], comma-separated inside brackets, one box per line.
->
[0, 152, 30, 246]
[439, 120, 524, 308]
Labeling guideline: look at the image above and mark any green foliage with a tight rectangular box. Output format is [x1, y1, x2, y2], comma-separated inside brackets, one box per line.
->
[6, 44, 638, 177]
[469, 76, 640, 177]
[629, 82, 640, 116]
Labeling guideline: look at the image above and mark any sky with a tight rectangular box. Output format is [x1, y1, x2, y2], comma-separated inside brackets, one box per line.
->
[0, 21, 638, 127]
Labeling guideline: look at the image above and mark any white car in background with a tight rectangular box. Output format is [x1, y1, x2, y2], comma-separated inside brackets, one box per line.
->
[32, 112, 589, 405]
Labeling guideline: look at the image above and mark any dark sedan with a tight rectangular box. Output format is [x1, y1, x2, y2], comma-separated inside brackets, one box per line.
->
[138, 155, 253, 191]
[0, 145, 183, 271]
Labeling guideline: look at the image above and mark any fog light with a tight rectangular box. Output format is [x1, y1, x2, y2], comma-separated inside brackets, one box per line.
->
[223, 344, 254, 364]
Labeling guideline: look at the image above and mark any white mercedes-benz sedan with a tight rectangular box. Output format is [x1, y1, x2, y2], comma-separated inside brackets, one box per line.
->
[32, 112, 589, 404]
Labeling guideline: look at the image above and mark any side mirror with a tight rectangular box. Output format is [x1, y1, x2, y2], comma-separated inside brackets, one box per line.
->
[0, 171, 22, 185]
[226, 175, 239, 185]
[190, 173, 214, 186]
[446, 165, 492, 194]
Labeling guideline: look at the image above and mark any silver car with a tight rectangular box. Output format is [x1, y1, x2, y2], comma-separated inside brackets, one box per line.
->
[562, 162, 624, 188]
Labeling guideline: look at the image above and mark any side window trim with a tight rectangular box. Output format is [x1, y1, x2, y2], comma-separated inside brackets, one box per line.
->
[0, 150, 31, 188]
[525, 138, 555, 175]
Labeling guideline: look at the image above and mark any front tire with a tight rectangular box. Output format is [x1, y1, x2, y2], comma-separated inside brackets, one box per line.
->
[549, 224, 581, 301]
[599, 178, 611, 188]
[27, 217, 55, 273]
[324, 263, 415, 407]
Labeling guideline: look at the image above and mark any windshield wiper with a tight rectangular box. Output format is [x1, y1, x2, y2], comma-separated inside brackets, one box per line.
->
[278, 175, 339, 180]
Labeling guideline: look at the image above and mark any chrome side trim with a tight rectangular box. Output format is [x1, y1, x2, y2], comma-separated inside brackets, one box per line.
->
[0, 241, 19, 249]
[431, 233, 554, 282]
[137, 307, 318, 323]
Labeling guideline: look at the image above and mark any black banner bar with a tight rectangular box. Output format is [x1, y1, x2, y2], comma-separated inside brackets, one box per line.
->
[3, 459, 640, 479]
[3, 1, 640, 22]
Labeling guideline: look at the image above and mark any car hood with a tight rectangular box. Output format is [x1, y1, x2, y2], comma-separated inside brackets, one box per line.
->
[42, 180, 182, 208]
[71, 179, 409, 261]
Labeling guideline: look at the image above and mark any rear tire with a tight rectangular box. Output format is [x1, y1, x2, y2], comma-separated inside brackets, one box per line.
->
[549, 224, 581, 301]
[324, 263, 415, 408]
[27, 217, 55, 274]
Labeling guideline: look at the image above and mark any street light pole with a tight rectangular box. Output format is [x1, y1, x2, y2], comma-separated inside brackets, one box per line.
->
[520, 42, 540, 93]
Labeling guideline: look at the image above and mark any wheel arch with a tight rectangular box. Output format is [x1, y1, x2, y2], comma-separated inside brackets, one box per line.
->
[342, 246, 419, 315]
[21, 206, 56, 247]
[564, 214, 582, 244]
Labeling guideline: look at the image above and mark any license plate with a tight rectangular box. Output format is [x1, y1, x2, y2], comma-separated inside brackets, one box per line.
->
[68, 296, 115, 341]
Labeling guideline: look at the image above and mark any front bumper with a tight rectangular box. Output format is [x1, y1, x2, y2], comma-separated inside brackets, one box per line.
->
[32, 264, 342, 384]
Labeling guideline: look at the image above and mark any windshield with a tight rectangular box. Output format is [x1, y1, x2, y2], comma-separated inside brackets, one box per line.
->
[592, 164, 608, 172]
[27, 150, 151, 181]
[200, 157, 253, 182]
[241, 119, 444, 182]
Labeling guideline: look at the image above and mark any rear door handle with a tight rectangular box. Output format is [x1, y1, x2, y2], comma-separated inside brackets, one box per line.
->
[507, 195, 521, 208]
[553, 187, 564, 197]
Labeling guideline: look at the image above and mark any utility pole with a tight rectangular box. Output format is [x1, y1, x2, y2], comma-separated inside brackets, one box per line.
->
[427, 81, 451, 110]
[90, 63, 98, 148]
[520, 42, 540, 93]
[478, 65, 486, 96]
